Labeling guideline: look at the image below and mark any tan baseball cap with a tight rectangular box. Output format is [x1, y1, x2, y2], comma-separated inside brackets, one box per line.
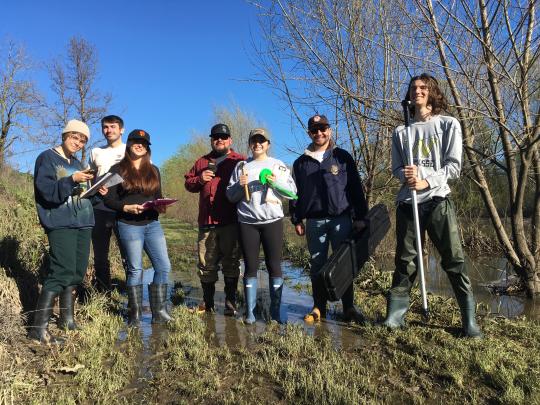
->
[248, 128, 271, 143]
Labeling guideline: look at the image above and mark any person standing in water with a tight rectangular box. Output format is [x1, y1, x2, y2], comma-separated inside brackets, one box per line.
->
[227, 128, 296, 324]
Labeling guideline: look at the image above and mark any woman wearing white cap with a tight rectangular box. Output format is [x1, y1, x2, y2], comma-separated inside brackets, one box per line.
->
[227, 128, 297, 324]
[30, 119, 99, 344]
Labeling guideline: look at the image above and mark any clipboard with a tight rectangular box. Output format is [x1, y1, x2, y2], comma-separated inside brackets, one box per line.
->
[80, 173, 124, 198]
[141, 198, 178, 210]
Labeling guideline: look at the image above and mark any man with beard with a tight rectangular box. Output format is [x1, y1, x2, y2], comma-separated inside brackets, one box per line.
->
[290, 114, 368, 324]
[185, 123, 245, 315]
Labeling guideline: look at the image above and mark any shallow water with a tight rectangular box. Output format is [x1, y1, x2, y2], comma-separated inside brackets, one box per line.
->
[120, 254, 540, 374]
[175, 262, 362, 350]
[423, 254, 540, 320]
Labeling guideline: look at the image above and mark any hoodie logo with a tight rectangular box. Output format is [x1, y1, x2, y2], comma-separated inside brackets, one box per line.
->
[330, 164, 339, 175]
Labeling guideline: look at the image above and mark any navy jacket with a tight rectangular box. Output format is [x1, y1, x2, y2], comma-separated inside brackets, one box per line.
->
[289, 147, 367, 225]
[34, 148, 94, 231]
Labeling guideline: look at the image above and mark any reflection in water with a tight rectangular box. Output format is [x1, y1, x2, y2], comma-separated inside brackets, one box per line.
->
[173, 262, 365, 351]
[121, 256, 540, 356]
[422, 254, 540, 321]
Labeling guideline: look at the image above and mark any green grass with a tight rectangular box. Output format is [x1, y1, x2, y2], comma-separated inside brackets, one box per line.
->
[136, 262, 540, 404]
[1, 169, 539, 404]
[3, 292, 140, 404]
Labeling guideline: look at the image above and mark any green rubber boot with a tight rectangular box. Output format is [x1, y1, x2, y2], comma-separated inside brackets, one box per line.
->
[381, 294, 409, 329]
[456, 295, 483, 338]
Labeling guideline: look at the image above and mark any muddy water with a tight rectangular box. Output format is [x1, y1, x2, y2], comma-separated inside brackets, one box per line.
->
[175, 262, 363, 351]
[423, 254, 540, 320]
[121, 254, 540, 373]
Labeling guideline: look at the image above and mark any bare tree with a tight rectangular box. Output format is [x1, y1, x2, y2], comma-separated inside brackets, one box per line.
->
[47, 37, 111, 162]
[253, 0, 540, 296]
[0, 41, 42, 168]
[251, 0, 413, 206]
[398, 0, 540, 295]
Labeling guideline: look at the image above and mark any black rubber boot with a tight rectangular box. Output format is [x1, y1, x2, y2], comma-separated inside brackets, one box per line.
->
[224, 277, 238, 316]
[149, 283, 173, 324]
[341, 283, 366, 325]
[201, 282, 216, 312]
[58, 285, 79, 330]
[456, 295, 483, 338]
[28, 290, 64, 344]
[127, 285, 143, 327]
[381, 294, 410, 329]
[311, 275, 327, 319]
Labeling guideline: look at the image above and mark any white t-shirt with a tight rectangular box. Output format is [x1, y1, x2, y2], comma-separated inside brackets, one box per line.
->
[311, 150, 325, 163]
[89, 143, 126, 177]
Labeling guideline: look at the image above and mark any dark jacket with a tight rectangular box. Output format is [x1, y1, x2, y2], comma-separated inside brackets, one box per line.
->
[34, 148, 94, 231]
[104, 163, 163, 225]
[289, 146, 367, 225]
[184, 150, 246, 227]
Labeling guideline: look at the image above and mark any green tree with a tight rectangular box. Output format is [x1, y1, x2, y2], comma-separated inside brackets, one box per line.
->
[161, 136, 208, 225]
[161, 104, 262, 224]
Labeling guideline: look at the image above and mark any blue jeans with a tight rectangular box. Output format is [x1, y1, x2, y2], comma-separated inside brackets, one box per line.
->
[305, 214, 354, 310]
[306, 214, 352, 276]
[117, 220, 171, 287]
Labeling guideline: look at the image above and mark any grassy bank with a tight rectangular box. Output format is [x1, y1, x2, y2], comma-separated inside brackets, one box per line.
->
[143, 273, 540, 403]
[1, 168, 539, 403]
[0, 168, 140, 403]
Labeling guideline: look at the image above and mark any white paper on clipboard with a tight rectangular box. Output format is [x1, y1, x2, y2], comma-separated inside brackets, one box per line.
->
[81, 173, 124, 198]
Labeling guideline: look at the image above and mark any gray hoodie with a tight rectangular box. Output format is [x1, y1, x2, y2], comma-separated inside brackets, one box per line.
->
[392, 114, 462, 204]
[227, 156, 297, 224]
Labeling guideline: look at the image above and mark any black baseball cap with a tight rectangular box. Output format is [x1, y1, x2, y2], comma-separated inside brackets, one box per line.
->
[209, 123, 231, 138]
[127, 129, 151, 145]
[307, 114, 330, 131]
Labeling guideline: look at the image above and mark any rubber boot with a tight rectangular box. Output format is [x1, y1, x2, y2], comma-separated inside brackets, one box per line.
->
[244, 277, 257, 325]
[127, 285, 143, 327]
[447, 273, 483, 338]
[269, 277, 283, 323]
[200, 282, 216, 312]
[305, 274, 327, 322]
[149, 283, 173, 324]
[28, 290, 64, 344]
[456, 294, 483, 338]
[224, 277, 238, 316]
[341, 283, 366, 325]
[381, 294, 410, 329]
[58, 285, 79, 330]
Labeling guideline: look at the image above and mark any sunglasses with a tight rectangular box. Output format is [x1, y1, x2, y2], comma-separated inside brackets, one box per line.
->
[309, 126, 329, 135]
[250, 135, 268, 145]
[211, 134, 230, 141]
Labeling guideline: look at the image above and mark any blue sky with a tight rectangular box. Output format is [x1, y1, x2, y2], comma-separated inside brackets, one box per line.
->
[1, 0, 307, 171]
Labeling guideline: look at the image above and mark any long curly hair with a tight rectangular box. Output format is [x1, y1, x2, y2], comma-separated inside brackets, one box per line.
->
[404, 73, 448, 116]
[118, 142, 160, 196]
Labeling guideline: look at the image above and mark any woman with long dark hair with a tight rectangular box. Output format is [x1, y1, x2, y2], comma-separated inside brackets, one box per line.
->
[104, 129, 172, 326]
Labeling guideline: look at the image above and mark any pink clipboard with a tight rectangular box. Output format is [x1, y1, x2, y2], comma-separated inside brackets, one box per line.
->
[141, 198, 178, 210]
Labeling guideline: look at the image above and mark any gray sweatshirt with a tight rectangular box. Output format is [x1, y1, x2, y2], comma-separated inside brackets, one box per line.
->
[392, 114, 462, 204]
[227, 156, 297, 224]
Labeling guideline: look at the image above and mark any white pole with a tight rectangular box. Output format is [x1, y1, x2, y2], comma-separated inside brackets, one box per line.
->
[402, 100, 429, 320]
